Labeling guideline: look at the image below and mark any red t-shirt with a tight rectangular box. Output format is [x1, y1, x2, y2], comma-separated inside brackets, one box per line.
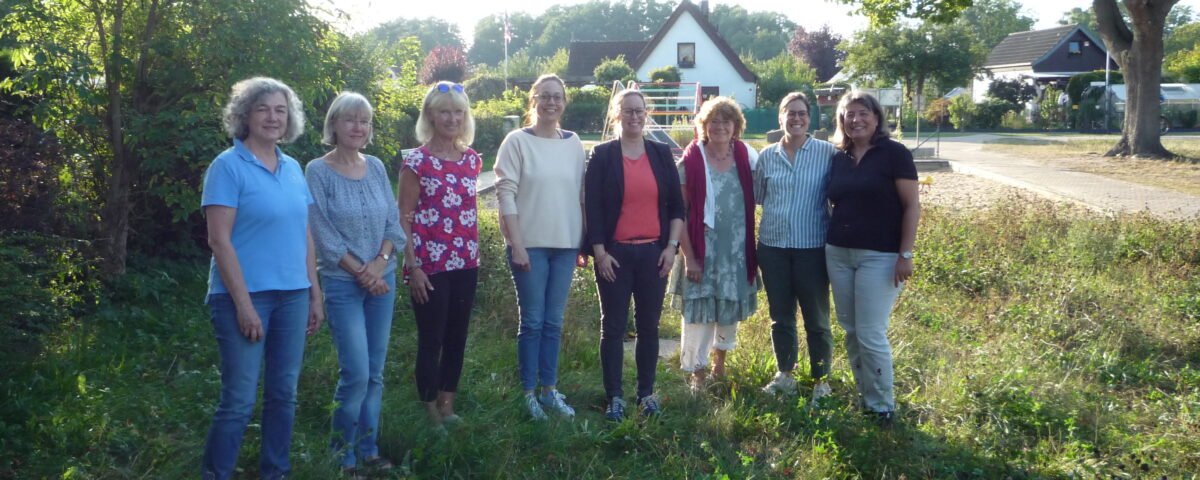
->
[612, 153, 661, 243]
[404, 146, 482, 275]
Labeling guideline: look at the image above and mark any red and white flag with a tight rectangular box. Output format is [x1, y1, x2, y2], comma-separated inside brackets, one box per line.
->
[503, 11, 512, 44]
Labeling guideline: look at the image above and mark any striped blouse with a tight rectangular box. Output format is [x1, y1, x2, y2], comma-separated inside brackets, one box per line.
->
[753, 136, 836, 249]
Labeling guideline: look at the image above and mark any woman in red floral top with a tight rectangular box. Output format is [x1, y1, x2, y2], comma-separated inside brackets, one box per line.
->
[399, 81, 481, 429]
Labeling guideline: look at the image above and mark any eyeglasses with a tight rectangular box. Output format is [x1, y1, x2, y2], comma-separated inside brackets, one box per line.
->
[621, 108, 647, 117]
[536, 93, 565, 103]
[785, 110, 811, 118]
[437, 83, 465, 93]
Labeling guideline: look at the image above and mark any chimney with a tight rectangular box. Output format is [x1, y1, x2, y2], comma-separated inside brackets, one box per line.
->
[699, 0, 709, 19]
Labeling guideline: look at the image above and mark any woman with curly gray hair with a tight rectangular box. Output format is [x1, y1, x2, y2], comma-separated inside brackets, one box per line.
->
[200, 77, 323, 480]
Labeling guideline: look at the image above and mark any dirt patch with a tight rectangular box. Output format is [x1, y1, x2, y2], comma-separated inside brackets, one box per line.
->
[918, 172, 1031, 210]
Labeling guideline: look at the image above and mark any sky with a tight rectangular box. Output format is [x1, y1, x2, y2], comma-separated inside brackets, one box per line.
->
[319, 0, 1200, 45]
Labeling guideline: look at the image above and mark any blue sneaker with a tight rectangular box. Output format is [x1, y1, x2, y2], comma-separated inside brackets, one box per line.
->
[605, 397, 626, 422]
[637, 394, 662, 417]
[537, 389, 575, 418]
[524, 392, 548, 421]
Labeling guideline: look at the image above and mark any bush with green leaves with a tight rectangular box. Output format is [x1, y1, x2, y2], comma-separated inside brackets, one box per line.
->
[593, 55, 636, 85]
[464, 74, 507, 102]
[561, 86, 612, 134]
[947, 94, 975, 130]
[649, 65, 681, 83]
[471, 87, 528, 156]
[973, 98, 1019, 129]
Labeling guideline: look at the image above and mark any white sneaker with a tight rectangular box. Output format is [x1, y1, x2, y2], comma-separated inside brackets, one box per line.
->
[537, 389, 576, 418]
[811, 381, 833, 401]
[524, 392, 548, 421]
[762, 372, 798, 395]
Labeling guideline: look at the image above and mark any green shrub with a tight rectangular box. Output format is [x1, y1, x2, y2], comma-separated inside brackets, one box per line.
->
[974, 98, 1018, 129]
[561, 86, 611, 134]
[948, 94, 975, 130]
[464, 74, 507, 102]
[649, 65, 681, 83]
[594, 55, 636, 85]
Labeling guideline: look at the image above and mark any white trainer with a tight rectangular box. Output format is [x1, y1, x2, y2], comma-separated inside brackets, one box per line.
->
[762, 372, 798, 395]
[811, 381, 833, 401]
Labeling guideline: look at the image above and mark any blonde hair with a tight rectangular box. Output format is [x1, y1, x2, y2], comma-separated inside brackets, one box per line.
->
[322, 91, 373, 146]
[524, 74, 568, 127]
[606, 88, 646, 137]
[693, 96, 744, 143]
[832, 91, 890, 151]
[222, 77, 305, 143]
[415, 81, 475, 149]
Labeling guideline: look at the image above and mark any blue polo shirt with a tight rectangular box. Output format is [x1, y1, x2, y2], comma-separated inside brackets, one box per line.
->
[202, 138, 313, 296]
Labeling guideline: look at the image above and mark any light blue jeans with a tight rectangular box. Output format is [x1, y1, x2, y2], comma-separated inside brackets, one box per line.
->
[509, 247, 577, 391]
[322, 274, 396, 468]
[203, 288, 309, 480]
[825, 245, 903, 413]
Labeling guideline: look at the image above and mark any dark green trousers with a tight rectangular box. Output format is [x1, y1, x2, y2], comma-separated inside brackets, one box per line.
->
[758, 243, 832, 379]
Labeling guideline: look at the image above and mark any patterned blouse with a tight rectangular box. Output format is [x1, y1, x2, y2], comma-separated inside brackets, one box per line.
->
[404, 146, 482, 275]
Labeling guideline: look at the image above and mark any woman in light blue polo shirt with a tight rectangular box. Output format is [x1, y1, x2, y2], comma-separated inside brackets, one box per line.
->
[200, 77, 324, 480]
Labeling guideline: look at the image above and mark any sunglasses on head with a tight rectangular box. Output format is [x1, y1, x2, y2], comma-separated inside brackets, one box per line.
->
[437, 83, 465, 93]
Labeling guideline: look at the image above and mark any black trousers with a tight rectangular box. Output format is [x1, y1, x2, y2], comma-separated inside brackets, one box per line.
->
[411, 267, 479, 402]
[596, 243, 668, 399]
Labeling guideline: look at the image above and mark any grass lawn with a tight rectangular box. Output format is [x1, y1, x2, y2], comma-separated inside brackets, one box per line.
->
[981, 137, 1200, 196]
[3, 201, 1200, 478]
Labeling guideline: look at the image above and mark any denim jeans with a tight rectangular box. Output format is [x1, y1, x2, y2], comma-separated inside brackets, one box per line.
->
[758, 244, 832, 379]
[509, 247, 577, 391]
[202, 288, 309, 480]
[825, 245, 903, 413]
[412, 268, 478, 402]
[323, 274, 396, 468]
[596, 242, 667, 399]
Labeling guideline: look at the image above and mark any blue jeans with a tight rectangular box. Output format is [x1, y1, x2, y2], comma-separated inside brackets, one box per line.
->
[203, 288, 309, 480]
[509, 247, 577, 391]
[825, 245, 903, 413]
[323, 274, 396, 468]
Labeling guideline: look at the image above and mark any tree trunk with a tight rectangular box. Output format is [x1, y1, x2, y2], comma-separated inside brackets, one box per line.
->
[1094, 0, 1178, 158]
[93, 0, 131, 278]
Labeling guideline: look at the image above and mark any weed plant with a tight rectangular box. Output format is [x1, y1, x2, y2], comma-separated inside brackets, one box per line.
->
[2, 199, 1199, 478]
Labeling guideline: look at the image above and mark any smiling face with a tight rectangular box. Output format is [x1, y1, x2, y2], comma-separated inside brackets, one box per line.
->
[842, 101, 878, 145]
[333, 109, 372, 150]
[247, 91, 288, 144]
[780, 99, 810, 138]
[429, 98, 466, 142]
[704, 115, 735, 146]
[531, 80, 566, 124]
[617, 94, 647, 138]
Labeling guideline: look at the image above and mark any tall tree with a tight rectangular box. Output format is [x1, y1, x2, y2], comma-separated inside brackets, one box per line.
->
[709, 5, 795, 60]
[364, 17, 464, 53]
[2, 0, 384, 276]
[1060, 6, 1099, 31]
[836, 0, 972, 26]
[842, 21, 982, 105]
[469, 12, 544, 66]
[1093, 0, 1181, 158]
[956, 0, 1036, 51]
[788, 25, 846, 83]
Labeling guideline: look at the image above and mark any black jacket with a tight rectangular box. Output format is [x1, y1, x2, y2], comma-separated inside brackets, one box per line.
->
[583, 138, 685, 255]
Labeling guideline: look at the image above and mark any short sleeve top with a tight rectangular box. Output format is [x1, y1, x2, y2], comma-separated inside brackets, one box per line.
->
[826, 138, 918, 253]
[403, 146, 483, 275]
[201, 138, 313, 295]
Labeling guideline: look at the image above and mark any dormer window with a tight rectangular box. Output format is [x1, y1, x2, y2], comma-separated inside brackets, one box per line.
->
[678, 43, 695, 68]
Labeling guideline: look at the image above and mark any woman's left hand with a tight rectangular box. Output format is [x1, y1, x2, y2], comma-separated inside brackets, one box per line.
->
[894, 257, 913, 287]
[307, 293, 325, 335]
[657, 247, 676, 278]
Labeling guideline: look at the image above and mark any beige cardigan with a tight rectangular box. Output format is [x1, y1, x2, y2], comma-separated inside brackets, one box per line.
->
[494, 130, 586, 249]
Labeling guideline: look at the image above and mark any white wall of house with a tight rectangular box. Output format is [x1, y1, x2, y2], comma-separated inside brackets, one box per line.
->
[634, 10, 757, 109]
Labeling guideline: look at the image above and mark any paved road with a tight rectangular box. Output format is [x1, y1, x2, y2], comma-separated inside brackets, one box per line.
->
[903, 134, 1200, 219]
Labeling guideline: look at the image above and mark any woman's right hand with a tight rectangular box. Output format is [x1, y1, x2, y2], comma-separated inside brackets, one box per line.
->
[510, 245, 532, 271]
[596, 252, 620, 282]
[236, 305, 264, 342]
[684, 256, 703, 283]
[409, 268, 435, 304]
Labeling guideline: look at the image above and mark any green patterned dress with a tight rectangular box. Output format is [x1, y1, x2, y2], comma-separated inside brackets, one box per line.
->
[670, 164, 758, 325]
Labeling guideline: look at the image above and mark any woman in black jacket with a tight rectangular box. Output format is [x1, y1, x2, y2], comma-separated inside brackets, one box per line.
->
[585, 88, 685, 422]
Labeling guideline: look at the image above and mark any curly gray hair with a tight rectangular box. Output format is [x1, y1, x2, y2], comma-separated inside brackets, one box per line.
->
[222, 77, 305, 143]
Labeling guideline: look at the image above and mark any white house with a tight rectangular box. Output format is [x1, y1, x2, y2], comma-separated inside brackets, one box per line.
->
[566, 0, 759, 108]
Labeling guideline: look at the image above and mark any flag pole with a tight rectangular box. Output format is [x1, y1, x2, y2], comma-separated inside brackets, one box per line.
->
[504, 11, 510, 92]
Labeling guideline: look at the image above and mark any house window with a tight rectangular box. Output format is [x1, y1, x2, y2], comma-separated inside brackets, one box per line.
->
[1069, 41, 1082, 55]
[678, 43, 696, 68]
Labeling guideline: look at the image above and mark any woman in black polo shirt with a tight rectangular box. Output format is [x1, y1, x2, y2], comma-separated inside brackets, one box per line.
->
[826, 91, 920, 427]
